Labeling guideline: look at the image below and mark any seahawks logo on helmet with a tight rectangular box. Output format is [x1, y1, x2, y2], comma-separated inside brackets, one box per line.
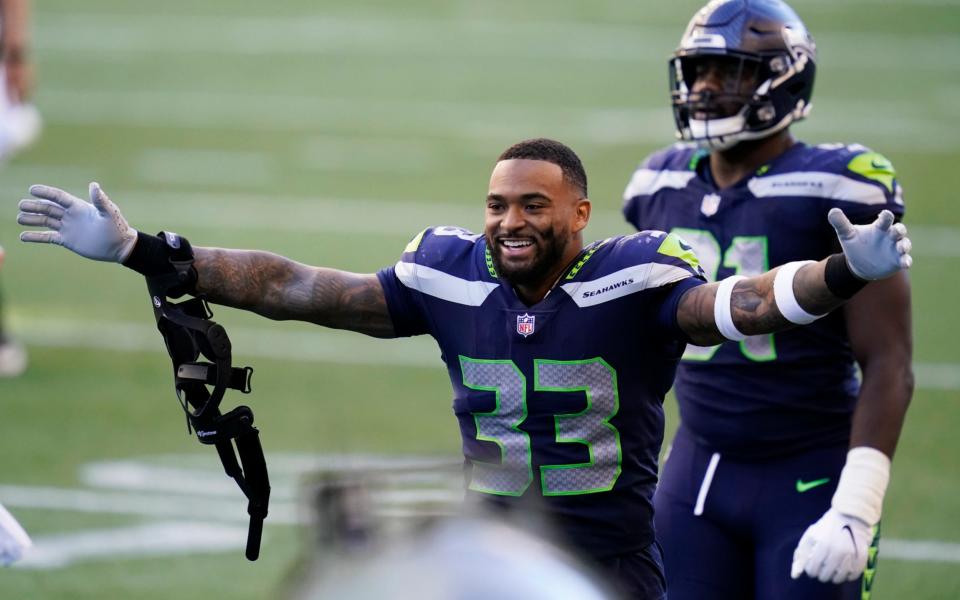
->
[669, 0, 817, 150]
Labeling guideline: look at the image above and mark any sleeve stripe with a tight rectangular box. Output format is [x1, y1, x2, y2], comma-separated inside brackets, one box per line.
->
[623, 169, 697, 200]
[394, 261, 499, 306]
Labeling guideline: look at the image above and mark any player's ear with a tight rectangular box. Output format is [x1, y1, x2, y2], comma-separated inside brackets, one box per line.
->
[573, 198, 591, 233]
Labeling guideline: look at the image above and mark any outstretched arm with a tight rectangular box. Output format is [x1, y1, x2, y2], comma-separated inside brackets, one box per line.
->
[192, 248, 395, 337]
[676, 209, 912, 345]
[17, 183, 397, 338]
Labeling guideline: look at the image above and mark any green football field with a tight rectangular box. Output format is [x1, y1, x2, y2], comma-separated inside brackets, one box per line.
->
[1, 0, 958, 597]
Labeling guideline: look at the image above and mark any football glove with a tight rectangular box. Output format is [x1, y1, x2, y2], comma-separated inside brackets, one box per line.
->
[18, 182, 137, 263]
[0, 502, 32, 566]
[828, 208, 912, 280]
[791, 447, 889, 584]
[791, 507, 873, 583]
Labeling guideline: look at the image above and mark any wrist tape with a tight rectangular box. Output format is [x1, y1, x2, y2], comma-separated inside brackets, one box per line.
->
[773, 261, 824, 325]
[714, 275, 747, 341]
[831, 446, 891, 526]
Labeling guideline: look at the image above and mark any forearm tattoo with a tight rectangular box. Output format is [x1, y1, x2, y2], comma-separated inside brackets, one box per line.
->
[193, 248, 396, 338]
[678, 261, 849, 346]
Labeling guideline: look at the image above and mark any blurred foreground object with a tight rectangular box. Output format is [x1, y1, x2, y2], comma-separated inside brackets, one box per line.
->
[0, 501, 31, 566]
[286, 462, 615, 600]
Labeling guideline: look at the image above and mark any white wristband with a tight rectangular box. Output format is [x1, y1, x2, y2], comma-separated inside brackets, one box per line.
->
[714, 275, 747, 341]
[773, 261, 824, 325]
[831, 446, 891, 526]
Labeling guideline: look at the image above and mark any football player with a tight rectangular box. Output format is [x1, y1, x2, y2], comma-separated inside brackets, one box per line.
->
[621, 1, 911, 598]
[0, 0, 41, 378]
[18, 138, 911, 598]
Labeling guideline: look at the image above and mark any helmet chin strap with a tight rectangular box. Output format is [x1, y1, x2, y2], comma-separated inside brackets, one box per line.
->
[145, 235, 270, 562]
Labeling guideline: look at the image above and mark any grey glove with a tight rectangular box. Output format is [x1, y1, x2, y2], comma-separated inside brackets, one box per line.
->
[18, 182, 137, 263]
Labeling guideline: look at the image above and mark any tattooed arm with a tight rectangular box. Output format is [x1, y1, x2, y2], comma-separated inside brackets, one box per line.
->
[676, 258, 847, 347]
[194, 248, 396, 338]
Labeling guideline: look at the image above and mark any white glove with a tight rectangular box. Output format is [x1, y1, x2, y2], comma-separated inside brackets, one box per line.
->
[17, 182, 137, 263]
[828, 208, 912, 280]
[0, 502, 32, 566]
[791, 507, 873, 583]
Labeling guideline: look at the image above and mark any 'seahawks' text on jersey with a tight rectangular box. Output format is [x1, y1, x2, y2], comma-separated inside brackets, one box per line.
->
[622, 142, 905, 458]
[376, 226, 705, 557]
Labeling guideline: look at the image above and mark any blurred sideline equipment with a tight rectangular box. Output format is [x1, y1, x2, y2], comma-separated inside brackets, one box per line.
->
[145, 232, 269, 561]
[0, 501, 31, 566]
[286, 467, 615, 600]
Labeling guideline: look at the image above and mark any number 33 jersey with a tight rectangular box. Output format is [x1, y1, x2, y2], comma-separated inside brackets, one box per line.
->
[622, 142, 906, 458]
[377, 226, 705, 556]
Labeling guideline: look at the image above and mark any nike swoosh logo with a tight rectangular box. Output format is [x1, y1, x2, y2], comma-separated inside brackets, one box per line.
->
[796, 477, 831, 493]
[871, 159, 891, 170]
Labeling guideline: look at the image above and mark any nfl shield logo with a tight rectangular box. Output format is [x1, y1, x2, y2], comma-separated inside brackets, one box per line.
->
[516, 313, 535, 337]
[700, 193, 721, 217]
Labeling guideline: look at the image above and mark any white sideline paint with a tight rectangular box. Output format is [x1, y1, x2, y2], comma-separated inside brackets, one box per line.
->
[7, 315, 960, 390]
[135, 148, 275, 187]
[15, 522, 249, 569]
[30, 14, 960, 71]
[30, 86, 959, 151]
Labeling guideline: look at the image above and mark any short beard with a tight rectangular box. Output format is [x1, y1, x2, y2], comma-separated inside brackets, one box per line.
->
[489, 228, 566, 288]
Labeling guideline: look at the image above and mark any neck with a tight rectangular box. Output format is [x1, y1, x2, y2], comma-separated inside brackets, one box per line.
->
[709, 130, 795, 189]
[512, 241, 583, 305]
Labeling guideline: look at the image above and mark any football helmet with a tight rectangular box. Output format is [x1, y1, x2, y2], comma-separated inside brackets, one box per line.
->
[669, 0, 816, 150]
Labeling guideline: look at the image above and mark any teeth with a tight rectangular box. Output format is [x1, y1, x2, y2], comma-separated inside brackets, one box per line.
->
[503, 240, 532, 248]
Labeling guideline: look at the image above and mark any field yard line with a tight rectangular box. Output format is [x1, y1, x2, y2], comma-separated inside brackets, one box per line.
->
[28, 87, 958, 152]
[14, 521, 248, 569]
[0, 484, 300, 525]
[31, 14, 960, 71]
[7, 315, 959, 390]
[881, 539, 960, 564]
[135, 148, 276, 187]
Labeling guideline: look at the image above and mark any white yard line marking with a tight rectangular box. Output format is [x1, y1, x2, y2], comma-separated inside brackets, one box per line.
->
[30, 14, 960, 72]
[6, 315, 959, 390]
[14, 522, 249, 569]
[135, 148, 276, 187]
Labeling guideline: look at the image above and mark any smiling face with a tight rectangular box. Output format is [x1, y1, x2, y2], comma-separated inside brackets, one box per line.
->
[485, 159, 590, 299]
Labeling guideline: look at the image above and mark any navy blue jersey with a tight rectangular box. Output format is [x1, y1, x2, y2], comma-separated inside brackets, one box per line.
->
[622, 142, 905, 457]
[377, 226, 705, 557]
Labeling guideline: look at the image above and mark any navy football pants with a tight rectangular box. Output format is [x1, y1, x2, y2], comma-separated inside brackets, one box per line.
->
[590, 542, 667, 600]
[654, 427, 878, 600]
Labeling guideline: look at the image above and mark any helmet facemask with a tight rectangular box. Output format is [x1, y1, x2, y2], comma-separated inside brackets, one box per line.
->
[669, 0, 817, 151]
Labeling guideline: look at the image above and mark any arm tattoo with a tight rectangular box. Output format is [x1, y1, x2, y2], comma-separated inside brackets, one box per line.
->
[193, 247, 396, 338]
[677, 261, 850, 346]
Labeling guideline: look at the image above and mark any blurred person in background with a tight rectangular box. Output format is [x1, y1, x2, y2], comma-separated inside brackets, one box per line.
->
[0, 0, 41, 377]
[622, 1, 912, 598]
[17, 137, 911, 598]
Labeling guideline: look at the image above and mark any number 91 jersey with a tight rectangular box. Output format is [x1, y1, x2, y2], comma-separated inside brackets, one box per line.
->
[622, 142, 905, 458]
[377, 226, 705, 557]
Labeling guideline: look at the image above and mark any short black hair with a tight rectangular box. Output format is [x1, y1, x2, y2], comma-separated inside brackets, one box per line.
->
[497, 138, 588, 197]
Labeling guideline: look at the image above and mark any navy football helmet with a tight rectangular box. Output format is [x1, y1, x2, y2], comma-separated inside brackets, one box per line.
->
[669, 0, 816, 150]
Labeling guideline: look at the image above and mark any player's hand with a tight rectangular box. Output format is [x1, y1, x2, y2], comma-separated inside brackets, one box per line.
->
[18, 182, 138, 263]
[790, 507, 873, 584]
[828, 208, 912, 280]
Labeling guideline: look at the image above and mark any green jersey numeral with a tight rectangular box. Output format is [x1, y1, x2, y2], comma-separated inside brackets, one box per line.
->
[459, 356, 623, 496]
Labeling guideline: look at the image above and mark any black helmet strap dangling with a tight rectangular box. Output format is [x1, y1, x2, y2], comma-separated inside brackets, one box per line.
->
[144, 231, 270, 561]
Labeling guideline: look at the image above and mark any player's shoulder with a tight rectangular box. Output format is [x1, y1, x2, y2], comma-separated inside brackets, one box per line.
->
[623, 143, 705, 200]
[754, 142, 903, 207]
[571, 232, 706, 285]
[398, 226, 493, 280]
